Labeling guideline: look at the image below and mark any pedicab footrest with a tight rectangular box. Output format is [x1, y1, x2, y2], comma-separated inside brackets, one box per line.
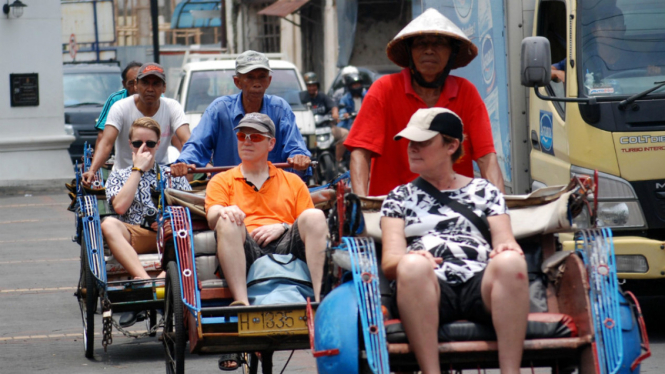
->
[384, 313, 577, 343]
[105, 254, 162, 275]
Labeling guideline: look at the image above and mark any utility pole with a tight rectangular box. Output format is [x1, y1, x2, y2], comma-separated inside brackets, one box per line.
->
[150, 0, 160, 63]
[220, 0, 228, 50]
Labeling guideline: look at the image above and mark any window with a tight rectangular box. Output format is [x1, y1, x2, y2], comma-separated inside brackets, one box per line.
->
[537, 0, 567, 116]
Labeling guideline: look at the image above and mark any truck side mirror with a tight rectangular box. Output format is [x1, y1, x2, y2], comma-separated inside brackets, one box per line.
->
[521, 37, 552, 87]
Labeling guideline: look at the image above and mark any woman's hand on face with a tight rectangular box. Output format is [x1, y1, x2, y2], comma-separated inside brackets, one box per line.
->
[132, 143, 153, 171]
[408, 250, 443, 269]
[489, 241, 524, 259]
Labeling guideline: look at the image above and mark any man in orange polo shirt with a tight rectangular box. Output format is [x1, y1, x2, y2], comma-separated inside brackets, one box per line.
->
[204, 113, 328, 307]
[344, 9, 504, 196]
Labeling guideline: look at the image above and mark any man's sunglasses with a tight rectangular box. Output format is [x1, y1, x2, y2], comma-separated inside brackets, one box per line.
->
[131, 140, 158, 149]
[236, 132, 272, 143]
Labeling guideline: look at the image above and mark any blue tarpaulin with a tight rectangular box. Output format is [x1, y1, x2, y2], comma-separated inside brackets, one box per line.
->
[171, 0, 222, 29]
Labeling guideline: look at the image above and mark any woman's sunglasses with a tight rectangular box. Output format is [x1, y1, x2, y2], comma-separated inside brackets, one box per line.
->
[131, 140, 158, 149]
[236, 132, 272, 143]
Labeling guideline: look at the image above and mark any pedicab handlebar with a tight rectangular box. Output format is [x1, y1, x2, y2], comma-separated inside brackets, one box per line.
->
[186, 161, 318, 174]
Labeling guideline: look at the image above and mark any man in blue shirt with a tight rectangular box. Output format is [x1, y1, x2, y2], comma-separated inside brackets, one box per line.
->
[170, 51, 311, 177]
[94, 61, 142, 148]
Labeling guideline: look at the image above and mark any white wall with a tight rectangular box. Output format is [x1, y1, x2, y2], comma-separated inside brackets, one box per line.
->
[0, 0, 75, 189]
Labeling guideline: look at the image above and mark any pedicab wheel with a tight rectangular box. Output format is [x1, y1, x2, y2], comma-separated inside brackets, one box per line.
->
[164, 261, 186, 374]
[78, 241, 97, 358]
[147, 309, 157, 337]
[317, 152, 337, 185]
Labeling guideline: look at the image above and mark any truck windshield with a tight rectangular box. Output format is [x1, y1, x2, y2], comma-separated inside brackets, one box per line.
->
[185, 69, 306, 113]
[63, 73, 122, 107]
[579, 0, 665, 97]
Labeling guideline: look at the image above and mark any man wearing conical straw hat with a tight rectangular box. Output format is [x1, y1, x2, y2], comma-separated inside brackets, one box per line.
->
[344, 8, 504, 197]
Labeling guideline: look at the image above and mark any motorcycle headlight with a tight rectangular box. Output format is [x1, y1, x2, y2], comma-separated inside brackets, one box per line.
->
[315, 127, 334, 149]
[571, 166, 646, 229]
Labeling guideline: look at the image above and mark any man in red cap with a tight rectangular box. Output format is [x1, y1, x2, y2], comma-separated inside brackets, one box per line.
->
[82, 62, 191, 185]
[344, 8, 504, 197]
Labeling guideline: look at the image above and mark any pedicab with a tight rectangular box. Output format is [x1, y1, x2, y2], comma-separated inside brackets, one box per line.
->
[311, 174, 652, 374]
[69, 145, 168, 358]
[157, 162, 338, 374]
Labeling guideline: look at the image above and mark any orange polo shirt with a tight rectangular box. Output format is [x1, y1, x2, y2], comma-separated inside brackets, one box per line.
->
[205, 162, 314, 233]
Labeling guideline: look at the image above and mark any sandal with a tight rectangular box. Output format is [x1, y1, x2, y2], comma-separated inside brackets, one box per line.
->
[218, 353, 244, 371]
[230, 300, 249, 306]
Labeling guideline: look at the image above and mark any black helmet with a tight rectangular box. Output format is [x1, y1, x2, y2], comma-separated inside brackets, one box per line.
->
[303, 72, 319, 86]
[343, 73, 362, 88]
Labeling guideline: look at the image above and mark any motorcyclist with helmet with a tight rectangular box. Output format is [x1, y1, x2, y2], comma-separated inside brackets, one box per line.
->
[344, 8, 505, 197]
[332, 65, 360, 104]
[302, 72, 339, 120]
[302, 71, 350, 170]
[337, 72, 365, 130]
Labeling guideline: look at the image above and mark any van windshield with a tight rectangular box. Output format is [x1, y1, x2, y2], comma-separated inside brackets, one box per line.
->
[185, 69, 305, 113]
[578, 0, 665, 97]
[63, 73, 122, 107]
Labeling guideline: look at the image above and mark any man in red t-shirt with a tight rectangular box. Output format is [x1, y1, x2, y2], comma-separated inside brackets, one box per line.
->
[344, 8, 504, 196]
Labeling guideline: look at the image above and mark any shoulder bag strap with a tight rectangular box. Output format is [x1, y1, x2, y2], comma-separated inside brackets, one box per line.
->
[411, 177, 492, 245]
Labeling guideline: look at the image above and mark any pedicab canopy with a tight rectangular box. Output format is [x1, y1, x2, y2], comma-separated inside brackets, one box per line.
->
[386, 8, 478, 69]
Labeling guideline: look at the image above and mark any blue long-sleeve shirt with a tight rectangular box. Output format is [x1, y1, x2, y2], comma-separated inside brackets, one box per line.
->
[176, 93, 311, 174]
[338, 90, 366, 130]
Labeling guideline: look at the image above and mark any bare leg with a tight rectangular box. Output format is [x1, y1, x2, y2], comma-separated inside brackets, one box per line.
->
[481, 251, 529, 374]
[295, 209, 328, 302]
[396, 255, 441, 374]
[331, 126, 349, 162]
[215, 216, 249, 305]
[101, 218, 151, 279]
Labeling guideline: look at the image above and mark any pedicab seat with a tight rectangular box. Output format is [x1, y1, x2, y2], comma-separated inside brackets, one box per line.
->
[192, 230, 233, 300]
[384, 312, 577, 343]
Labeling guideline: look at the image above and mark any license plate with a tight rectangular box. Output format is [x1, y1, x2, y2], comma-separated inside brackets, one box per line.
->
[238, 309, 310, 336]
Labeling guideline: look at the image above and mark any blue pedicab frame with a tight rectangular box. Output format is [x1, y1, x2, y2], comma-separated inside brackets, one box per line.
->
[73, 144, 166, 358]
[158, 163, 335, 374]
[310, 176, 651, 374]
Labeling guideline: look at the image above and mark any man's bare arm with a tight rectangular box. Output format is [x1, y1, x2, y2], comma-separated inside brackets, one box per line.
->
[82, 126, 118, 185]
[350, 148, 372, 197]
[476, 152, 505, 193]
[175, 124, 191, 151]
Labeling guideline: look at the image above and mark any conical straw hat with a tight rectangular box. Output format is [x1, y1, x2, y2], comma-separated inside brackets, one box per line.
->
[386, 8, 478, 69]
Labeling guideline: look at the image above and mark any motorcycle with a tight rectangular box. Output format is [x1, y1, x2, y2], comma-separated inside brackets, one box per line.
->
[312, 113, 337, 185]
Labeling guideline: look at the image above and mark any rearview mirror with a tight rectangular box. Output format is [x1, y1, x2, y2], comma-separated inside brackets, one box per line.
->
[521, 37, 552, 87]
[299, 90, 310, 105]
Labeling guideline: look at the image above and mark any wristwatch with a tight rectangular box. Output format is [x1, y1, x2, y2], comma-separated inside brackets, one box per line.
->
[282, 222, 290, 232]
[131, 166, 144, 175]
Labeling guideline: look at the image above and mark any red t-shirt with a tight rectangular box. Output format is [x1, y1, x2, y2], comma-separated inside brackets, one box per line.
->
[344, 69, 496, 196]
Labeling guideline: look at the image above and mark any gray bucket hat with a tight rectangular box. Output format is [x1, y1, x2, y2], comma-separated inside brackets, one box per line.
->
[235, 50, 272, 75]
[386, 8, 478, 69]
[234, 113, 276, 137]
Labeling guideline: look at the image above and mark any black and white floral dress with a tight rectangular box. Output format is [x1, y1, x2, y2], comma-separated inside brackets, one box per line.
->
[380, 178, 507, 285]
[105, 165, 191, 225]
